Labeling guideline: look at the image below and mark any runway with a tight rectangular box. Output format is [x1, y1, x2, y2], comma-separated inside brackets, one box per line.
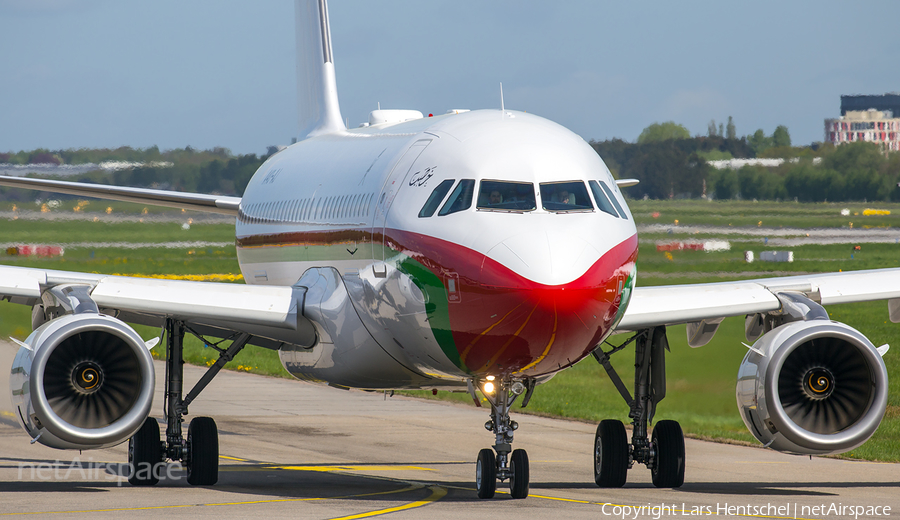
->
[1, 341, 897, 519]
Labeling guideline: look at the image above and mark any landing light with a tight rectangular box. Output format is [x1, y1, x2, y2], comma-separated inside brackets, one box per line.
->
[511, 382, 526, 396]
[483, 381, 495, 394]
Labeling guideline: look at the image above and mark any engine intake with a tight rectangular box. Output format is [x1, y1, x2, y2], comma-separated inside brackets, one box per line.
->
[10, 313, 155, 450]
[736, 320, 888, 455]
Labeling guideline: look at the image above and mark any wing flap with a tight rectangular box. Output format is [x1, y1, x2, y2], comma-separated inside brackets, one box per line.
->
[0, 267, 44, 304]
[618, 282, 780, 331]
[90, 277, 302, 330]
[0, 266, 307, 336]
[0, 175, 240, 215]
[618, 267, 900, 332]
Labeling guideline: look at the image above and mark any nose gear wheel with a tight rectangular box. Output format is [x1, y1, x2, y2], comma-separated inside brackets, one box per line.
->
[472, 377, 530, 499]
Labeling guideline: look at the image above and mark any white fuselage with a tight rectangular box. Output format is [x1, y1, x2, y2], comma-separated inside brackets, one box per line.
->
[235, 109, 638, 388]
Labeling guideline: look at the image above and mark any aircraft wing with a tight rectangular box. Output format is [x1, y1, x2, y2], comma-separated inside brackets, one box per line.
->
[618, 267, 900, 337]
[0, 265, 316, 348]
[0, 175, 240, 216]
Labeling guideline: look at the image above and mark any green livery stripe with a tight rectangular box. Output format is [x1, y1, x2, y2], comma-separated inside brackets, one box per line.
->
[395, 254, 468, 373]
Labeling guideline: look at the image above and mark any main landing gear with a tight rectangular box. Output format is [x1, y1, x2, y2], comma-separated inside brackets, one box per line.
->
[128, 319, 251, 486]
[592, 326, 685, 488]
[469, 377, 535, 499]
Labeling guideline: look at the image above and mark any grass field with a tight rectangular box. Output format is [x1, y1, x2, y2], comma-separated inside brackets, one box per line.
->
[628, 198, 900, 229]
[1, 199, 899, 461]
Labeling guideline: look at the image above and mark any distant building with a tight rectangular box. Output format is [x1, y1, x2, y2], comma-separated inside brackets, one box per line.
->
[841, 93, 900, 117]
[824, 109, 900, 152]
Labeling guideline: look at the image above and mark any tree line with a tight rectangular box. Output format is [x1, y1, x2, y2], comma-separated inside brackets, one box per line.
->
[595, 121, 900, 202]
[5, 126, 900, 204]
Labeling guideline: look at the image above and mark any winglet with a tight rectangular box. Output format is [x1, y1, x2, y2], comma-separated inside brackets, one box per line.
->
[296, 0, 346, 139]
[742, 341, 765, 357]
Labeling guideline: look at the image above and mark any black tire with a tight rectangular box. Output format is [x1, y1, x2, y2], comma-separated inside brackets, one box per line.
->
[594, 419, 628, 488]
[475, 448, 496, 499]
[187, 416, 219, 486]
[128, 417, 161, 486]
[509, 449, 529, 499]
[651, 420, 685, 488]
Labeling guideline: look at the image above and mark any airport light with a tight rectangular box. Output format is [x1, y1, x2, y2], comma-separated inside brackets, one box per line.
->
[511, 381, 526, 395]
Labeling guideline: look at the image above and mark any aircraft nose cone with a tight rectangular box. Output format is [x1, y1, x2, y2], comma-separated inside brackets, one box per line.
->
[455, 231, 634, 376]
[486, 230, 601, 286]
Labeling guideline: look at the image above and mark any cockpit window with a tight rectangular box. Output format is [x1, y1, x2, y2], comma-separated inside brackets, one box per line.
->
[418, 179, 455, 217]
[539, 181, 593, 212]
[476, 180, 536, 212]
[589, 180, 620, 218]
[598, 180, 628, 219]
[438, 179, 475, 216]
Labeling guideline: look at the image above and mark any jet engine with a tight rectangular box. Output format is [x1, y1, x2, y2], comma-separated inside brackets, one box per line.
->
[9, 313, 155, 450]
[736, 319, 888, 455]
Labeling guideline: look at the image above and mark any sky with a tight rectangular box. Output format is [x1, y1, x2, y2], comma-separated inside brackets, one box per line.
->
[1, 0, 898, 156]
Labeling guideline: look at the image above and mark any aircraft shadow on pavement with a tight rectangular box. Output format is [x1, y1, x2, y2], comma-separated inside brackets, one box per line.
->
[2, 458, 488, 503]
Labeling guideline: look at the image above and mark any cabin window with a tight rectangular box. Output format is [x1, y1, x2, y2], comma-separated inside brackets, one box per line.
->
[438, 179, 475, 216]
[476, 180, 536, 212]
[598, 181, 627, 219]
[589, 181, 620, 218]
[539, 181, 593, 212]
[419, 179, 455, 217]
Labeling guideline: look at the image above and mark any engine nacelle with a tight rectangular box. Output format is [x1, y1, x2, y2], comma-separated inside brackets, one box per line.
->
[9, 313, 155, 450]
[737, 320, 888, 455]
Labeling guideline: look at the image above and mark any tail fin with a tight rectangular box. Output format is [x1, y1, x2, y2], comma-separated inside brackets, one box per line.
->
[295, 0, 345, 139]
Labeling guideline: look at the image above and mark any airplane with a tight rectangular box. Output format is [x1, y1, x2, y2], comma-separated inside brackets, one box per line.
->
[1, 0, 897, 499]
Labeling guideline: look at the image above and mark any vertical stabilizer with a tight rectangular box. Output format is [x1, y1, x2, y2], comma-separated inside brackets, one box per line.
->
[296, 0, 345, 139]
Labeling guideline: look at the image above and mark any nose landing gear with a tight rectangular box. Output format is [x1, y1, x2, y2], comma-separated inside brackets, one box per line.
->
[470, 377, 533, 499]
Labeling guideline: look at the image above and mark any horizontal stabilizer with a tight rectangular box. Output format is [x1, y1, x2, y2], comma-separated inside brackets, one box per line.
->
[0, 175, 240, 215]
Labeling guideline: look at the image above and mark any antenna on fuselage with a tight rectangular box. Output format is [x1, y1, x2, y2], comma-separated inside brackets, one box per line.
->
[499, 82, 505, 115]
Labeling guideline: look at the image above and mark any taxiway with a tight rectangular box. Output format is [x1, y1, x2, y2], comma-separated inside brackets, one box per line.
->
[1, 342, 897, 519]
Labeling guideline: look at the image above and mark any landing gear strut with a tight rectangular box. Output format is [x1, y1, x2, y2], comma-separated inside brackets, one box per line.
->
[470, 377, 534, 499]
[127, 319, 250, 486]
[591, 326, 684, 488]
